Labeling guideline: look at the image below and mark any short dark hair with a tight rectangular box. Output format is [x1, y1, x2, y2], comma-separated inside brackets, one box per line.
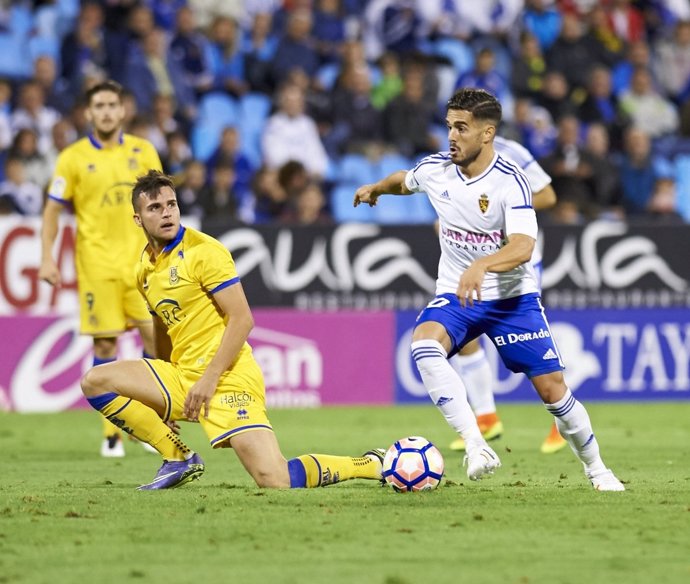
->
[84, 80, 124, 106]
[132, 169, 176, 211]
[447, 88, 502, 125]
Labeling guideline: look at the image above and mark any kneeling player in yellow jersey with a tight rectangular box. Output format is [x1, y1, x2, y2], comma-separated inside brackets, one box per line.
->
[81, 170, 383, 490]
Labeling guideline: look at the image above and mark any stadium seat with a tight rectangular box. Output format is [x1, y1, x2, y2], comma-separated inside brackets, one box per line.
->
[330, 183, 377, 223]
[191, 122, 222, 162]
[198, 92, 239, 127]
[433, 38, 474, 77]
[29, 36, 60, 65]
[376, 153, 412, 178]
[238, 92, 272, 166]
[0, 35, 31, 79]
[336, 153, 376, 185]
[373, 192, 420, 225]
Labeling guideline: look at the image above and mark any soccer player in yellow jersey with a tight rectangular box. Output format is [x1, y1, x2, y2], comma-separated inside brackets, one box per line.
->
[80, 170, 384, 490]
[39, 81, 163, 457]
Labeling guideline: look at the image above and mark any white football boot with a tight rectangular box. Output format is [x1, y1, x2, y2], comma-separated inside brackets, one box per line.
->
[587, 468, 625, 491]
[464, 444, 501, 481]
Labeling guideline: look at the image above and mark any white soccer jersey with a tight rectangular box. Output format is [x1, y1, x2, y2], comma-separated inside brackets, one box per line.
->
[405, 151, 540, 301]
[494, 136, 552, 269]
[494, 136, 551, 193]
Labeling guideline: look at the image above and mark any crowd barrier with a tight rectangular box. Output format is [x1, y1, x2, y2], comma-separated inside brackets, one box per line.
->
[1, 216, 688, 411]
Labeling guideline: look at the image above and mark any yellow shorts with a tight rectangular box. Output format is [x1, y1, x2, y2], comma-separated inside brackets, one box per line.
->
[78, 274, 150, 337]
[141, 356, 273, 448]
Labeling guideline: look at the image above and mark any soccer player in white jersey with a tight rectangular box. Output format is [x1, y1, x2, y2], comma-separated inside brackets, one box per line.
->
[354, 88, 624, 491]
[447, 135, 567, 455]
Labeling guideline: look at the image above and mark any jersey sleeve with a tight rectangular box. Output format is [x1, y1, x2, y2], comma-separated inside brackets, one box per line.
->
[522, 159, 552, 193]
[192, 240, 240, 294]
[504, 173, 538, 240]
[141, 140, 163, 172]
[404, 153, 445, 192]
[47, 150, 75, 203]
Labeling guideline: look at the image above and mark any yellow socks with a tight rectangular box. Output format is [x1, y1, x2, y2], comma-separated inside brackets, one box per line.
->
[288, 454, 382, 488]
[87, 392, 190, 461]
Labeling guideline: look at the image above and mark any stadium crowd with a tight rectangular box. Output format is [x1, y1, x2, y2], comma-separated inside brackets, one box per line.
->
[0, 0, 689, 225]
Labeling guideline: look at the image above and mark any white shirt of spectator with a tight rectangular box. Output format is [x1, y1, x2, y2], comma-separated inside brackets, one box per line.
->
[261, 112, 329, 177]
[405, 150, 539, 301]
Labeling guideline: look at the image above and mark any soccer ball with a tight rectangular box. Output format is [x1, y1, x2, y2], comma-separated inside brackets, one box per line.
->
[382, 436, 444, 492]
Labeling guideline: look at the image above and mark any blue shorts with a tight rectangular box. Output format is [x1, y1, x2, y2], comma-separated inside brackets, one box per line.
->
[416, 293, 564, 378]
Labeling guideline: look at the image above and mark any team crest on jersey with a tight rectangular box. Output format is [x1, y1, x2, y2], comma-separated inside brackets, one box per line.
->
[478, 194, 489, 214]
[169, 266, 179, 285]
[128, 158, 138, 170]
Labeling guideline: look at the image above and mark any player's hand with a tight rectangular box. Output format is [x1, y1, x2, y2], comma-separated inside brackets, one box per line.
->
[353, 184, 380, 207]
[456, 262, 486, 307]
[166, 420, 181, 435]
[183, 377, 217, 421]
[38, 258, 61, 287]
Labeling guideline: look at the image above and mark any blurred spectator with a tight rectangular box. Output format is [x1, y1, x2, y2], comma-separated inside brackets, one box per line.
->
[206, 126, 255, 198]
[60, 2, 127, 94]
[371, 51, 403, 110]
[261, 83, 329, 177]
[415, 0, 470, 40]
[121, 89, 139, 131]
[654, 20, 690, 102]
[197, 160, 241, 219]
[164, 130, 193, 176]
[0, 157, 44, 216]
[8, 128, 53, 190]
[362, 0, 420, 60]
[615, 127, 676, 216]
[538, 70, 576, 121]
[0, 79, 11, 151]
[10, 81, 61, 155]
[577, 65, 629, 149]
[176, 158, 207, 217]
[328, 63, 384, 156]
[207, 16, 249, 97]
[148, 0, 188, 31]
[606, 0, 645, 44]
[513, 98, 558, 158]
[455, 0, 524, 38]
[188, 0, 245, 30]
[278, 160, 311, 200]
[151, 94, 183, 155]
[282, 181, 333, 225]
[252, 164, 289, 223]
[169, 6, 214, 96]
[587, 5, 625, 60]
[611, 40, 652, 96]
[242, 11, 279, 93]
[124, 27, 196, 120]
[33, 55, 73, 115]
[540, 115, 612, 219]
[126, 4, 156, 42]
[511, 32, 547, 101]
[521, 0, 563, 51]
[619, 67, 679, 138]
[270, 9, 319, 88]
[45, 118, 78, 171]
[313, 0, 347, 64]
[455, 47, 511, 106]
[583, 122, 622, 215]
[383, 67, 439, 157]
[547, 11, 616, 90]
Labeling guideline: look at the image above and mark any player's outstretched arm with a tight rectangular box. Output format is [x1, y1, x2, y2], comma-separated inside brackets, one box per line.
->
[457, 233, 535, 307]
[353, 170, 412, 207]
[183, 282, 254, 421]
[38, 198, 64, 287]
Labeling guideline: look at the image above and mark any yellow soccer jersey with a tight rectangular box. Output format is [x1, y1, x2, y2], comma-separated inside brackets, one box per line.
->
[47, 133, 162, 280]
[136, 226, 254, 371]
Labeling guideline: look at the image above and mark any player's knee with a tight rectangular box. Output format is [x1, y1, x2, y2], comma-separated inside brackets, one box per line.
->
[80, 366, 109, 397]
[252, 467, 290, 489]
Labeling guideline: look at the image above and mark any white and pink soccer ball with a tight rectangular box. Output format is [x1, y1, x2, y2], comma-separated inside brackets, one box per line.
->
[382, 436, 444, 492]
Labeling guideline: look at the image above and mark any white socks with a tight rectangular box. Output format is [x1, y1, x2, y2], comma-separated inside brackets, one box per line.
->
[545, 389, 606, 474]
[411, 340, 484, 450]
[449, 348, 496, 416]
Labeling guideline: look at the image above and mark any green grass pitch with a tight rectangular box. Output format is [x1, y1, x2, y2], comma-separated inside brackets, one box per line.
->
[1, 403, 688, 584]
